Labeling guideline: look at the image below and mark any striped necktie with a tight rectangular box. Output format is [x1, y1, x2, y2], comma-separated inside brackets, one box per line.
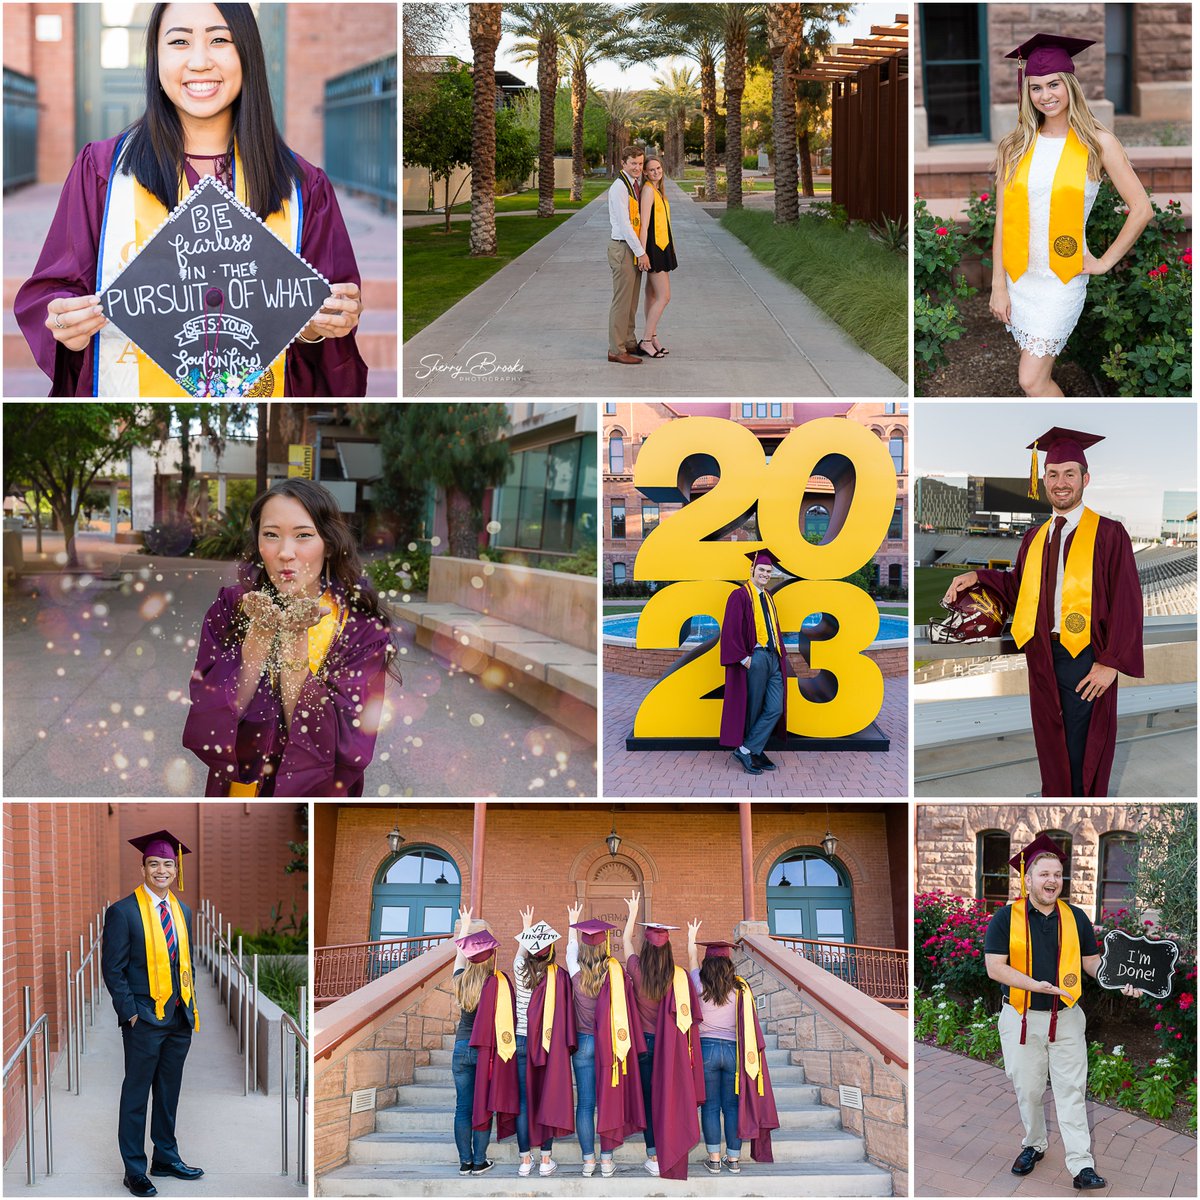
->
[159, 901, 178, 964]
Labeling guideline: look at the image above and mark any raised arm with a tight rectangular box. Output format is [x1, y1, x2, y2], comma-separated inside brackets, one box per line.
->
[622, 890, 641, 961]
[452, 905, 472, 972]
[567, 901, 582, 947]
[687, 918, 702, 973]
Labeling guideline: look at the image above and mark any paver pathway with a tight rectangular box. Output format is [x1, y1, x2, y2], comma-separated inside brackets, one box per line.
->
[914, 1042, 1197, 1197]
[403, 180, 905, 397]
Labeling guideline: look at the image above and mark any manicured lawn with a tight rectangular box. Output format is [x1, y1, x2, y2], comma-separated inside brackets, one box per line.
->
[404, 215, 572, 340]
[914, 566, 957, 627]
[449, 180, 610, 214]
[877, 604, 909, 615]
[674, 178, 778, 194]
[719, 209, 908, 379]
[603, 603, 646, 614]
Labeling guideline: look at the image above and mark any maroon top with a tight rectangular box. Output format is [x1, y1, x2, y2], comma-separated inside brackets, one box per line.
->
[719, 585, 792, 748]
[469, 971, 519, 1139]
[13, 136, 367, 397]
[624, 952, 665, 1032]
[976, 515, 1144, 797]
[525, 966, 577, 1146]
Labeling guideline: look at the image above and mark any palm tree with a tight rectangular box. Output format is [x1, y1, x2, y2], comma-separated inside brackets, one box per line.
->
[644, 65, 699, 179]
[598, 87, 640, 177]
[506, 3, 579, 217]
[767, 2, 804, 223]
[717, 3, 762, 209]
[468, 4, 502, 256]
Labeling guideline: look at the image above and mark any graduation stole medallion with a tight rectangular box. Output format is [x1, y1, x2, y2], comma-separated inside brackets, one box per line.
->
[1003, 129, 1088, 284]
[96, 136, 299, 397]
[134, 888, 198, 1027]
[1011, 508, 1098, 655]
[734, 978, 763, 1097]
[540, 962, 558, 1053]
[620, 173, 640, 233]
[651, 185, 672, 251]
[743, 581, 781, 650]
[493, 970, 516, 1061]
[1009, 898, 1082, 1043]
[605, 958, 632, 1085]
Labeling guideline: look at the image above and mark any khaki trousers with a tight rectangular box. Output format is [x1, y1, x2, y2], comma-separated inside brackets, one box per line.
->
[998, 1002, 1093, 1175]
[608, 240, 642, 355]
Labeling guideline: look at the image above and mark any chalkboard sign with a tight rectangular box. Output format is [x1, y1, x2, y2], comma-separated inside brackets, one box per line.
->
[100, 174, 329, 397]
[1097, 930, 1179, 999]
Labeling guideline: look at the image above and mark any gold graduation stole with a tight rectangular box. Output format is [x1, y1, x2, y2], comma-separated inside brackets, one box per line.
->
[540, 962, 558, 1053]
[620, 173, 640, 233]
[672, 964, 692, 1035]
[734, 977, 763, 1097]
[1010, 508, 1099, 656]
[1008, 898, 1082, 1016]
[494, 970, 516, 1062]
[651, 185, 672, 251]
[606, 958, 632, 1085]
[97, 139, 297, 397]
[1003, 129, 1088, 284]
[743, 581, 781, 650]
[134, 888, 198, 1028]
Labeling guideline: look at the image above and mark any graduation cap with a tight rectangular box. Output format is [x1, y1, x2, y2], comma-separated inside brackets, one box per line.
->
[571, 918, 618, 948]
[129, 829, 191, 892]
[745, 549, 781, 570]
[639, 921, 679, 947]
[1009, 832, 1068, 899]
[456, 929, 501, 963]
[1026, 426, 1104, 499]
[1005, 33, 1095, 100]
[698, 940, 736, 959]
[515, 922, 561, 957]
[99, 174, 329, 398]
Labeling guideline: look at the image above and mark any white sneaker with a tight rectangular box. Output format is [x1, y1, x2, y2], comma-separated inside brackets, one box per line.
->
[643, 1159, 660, 1176]
[601, 1159, 616, 1178]
[518, 1158, 533, 1177]
[539, 1158, 558, 1177]
[582, 1159, 596, 1177]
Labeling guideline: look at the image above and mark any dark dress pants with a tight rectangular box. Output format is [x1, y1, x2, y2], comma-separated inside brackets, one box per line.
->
[1052, 641, 1095, 797]
[744, 647, 784, 754]
[119, 1004, 192, 1175]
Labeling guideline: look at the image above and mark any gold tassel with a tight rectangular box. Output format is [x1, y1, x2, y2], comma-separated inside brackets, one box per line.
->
[178, 839, 184, 893]
[1028, 446, 1040, 501]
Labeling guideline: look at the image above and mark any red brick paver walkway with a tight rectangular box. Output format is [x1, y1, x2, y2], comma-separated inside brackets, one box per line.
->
[601, 671, 908, 797]
[915, 1042, 1197, 1197]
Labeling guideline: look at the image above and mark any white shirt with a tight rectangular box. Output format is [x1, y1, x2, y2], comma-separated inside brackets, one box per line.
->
[512, 948, 531, 1038]
[142, 884, 172, 912]
[1048, 503, 1084, 633]
[608, 173, 644, 254]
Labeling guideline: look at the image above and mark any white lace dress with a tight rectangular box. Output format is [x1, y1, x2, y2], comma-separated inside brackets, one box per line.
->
[1005, 134, 1101, 358]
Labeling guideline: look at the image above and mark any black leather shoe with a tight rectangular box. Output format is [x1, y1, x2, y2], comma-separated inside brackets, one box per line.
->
[1011, 1147, 1045, 1175]
[123, 1177, 158, 1198]
[732, 748, 762, 775]
[150, 1161, 204, 1180]
[754, 752, 777, 771]
[1074, 1167, 1107, 1189]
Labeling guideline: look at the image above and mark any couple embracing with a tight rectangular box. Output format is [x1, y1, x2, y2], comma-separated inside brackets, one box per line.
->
[606, 146, 679, 364]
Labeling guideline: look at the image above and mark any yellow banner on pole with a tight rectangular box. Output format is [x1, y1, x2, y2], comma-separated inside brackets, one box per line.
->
[288, 445, 314, 478]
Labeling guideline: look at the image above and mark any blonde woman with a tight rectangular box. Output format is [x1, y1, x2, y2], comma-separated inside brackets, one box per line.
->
[636, 155, 677, 358]
[989, 33, 1151, 397]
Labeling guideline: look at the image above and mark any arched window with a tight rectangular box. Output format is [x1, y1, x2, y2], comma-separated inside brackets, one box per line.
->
[370, 846, 461, 942]
[608, 434, 625, 474]
[804, 504, 830, 539]
[1097, 833, 1139, 920]
[766, 849, 855, 943]
[976, 830, 1010, 910]
[1040, 830, 1073, 899]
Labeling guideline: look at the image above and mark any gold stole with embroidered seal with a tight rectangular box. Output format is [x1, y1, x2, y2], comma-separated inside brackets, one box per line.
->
[1011, 508, 1099, 656]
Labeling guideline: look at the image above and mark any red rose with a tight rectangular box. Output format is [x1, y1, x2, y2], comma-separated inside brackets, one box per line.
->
[980, 192, 990, 201]
[935, 226, 949, 237]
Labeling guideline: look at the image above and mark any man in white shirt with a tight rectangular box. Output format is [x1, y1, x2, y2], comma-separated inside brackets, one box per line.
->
[607, 146, 650, 364]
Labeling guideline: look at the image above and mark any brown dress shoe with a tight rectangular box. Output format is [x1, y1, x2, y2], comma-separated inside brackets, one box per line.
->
[607, 352, 641, 364]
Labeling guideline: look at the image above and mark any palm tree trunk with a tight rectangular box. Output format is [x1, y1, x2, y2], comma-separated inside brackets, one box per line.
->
[570, 66, 586, 202]
[772, 44, 798, 223]
[725, 84, 744, 208]
[447, 488, 479, 558]
[537, 39, 558, 218]
[700, 57, 718, 200]
[469, 4, 501, 256]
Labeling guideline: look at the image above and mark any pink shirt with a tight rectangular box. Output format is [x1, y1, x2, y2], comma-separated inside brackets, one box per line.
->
[689, 967, 738, 1041]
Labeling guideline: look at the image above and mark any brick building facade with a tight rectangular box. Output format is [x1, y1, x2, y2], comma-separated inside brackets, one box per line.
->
[602, 402, 908, 594]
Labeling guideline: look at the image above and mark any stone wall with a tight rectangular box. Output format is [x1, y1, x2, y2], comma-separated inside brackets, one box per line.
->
[1133, 4, 1191, 82]
[987, 6, 1109, 106]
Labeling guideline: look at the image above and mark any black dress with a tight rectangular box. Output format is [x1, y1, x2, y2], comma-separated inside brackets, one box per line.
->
[644, 191, 678, 273]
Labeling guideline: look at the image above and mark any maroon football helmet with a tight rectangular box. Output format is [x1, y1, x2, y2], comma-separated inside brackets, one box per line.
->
[928, 584, 1009, 644]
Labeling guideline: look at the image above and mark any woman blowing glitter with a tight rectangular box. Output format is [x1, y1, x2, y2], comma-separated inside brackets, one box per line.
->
[183, 478, 399, 796]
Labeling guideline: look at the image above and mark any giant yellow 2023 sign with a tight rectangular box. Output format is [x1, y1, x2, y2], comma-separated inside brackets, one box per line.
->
[632, 416, 897, 741]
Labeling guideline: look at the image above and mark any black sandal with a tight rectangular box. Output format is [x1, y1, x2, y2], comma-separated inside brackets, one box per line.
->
[652, 336, 669, 355]
[638, 339, 665, 358]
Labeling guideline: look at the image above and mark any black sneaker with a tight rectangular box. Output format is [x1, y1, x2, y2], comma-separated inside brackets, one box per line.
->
[459, 1162, 473, 1176]
[703, 1158, 721, 1174]
[471, 1159, 495, 1176]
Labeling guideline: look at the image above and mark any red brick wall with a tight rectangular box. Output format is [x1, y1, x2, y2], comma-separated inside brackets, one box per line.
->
[33, 4, 76, 183]
[284, 3, 398, 166]
[4, 4, 34, 74]
[321, 803, 903, 955]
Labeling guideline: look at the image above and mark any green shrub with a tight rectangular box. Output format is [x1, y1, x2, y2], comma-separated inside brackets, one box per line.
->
[964, 999, 1002, 1060]
[1136, 1056, 1185, 1120]
[913, 196, 975, 303]
[192, 497, 252, 560]
[552, 541, 598, 576]
[964, 189, 997, 270]
[914, 294, 967, 382]
[256, 955, 306, 1021]
[742, 155, 758, 170]
[142, 517, 194, 557]
[1087, 1041, 1137, 1103]
[367, 545, 432, 596]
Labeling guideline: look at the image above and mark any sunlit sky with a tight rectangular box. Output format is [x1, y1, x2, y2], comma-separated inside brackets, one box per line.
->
[431, 2, 900, 93]
[915, 403, 1197, 538]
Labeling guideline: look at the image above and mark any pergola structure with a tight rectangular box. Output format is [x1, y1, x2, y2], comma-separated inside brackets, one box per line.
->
[795, 14, 909, 226]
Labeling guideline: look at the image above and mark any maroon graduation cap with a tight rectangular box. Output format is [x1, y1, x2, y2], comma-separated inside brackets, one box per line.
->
[456, 929, 500, 963]
[698, 940, 736, 959]
[128, 828, 191, 891]
[1026, 426, 1104, 499]
[639, 921, 679, 947]
[1005, 33, 1095, 99]
[571, 919, 618, 947]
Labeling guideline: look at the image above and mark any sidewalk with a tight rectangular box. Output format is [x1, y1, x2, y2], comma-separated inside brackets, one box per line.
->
[915, 1042, 1197, 1197]
[2, 958, 300, 1196]
[3, 533, 596, 798]
[402, 180, 905, 397]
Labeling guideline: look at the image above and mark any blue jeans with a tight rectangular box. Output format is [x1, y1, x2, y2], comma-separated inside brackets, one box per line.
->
[451, 1040, 491, 1165]
[572, 1033, 610, 1161]
[638, 1031, 656, 1155]
[700, 1037, 742, 1154]
[515, 1034, 552, 1155]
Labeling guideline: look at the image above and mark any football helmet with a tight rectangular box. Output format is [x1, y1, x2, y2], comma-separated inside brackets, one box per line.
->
[928, 584, 1009, 644]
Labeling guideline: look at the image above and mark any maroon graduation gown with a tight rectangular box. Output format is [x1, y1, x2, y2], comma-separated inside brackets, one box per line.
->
[594, 964, 647, 1152]
[469, 972, 520, 1139]
[13, 136, 368, 397]
[719, 584, 792, 748]
[975, 515, 1144, 796]
[183, 584, 390, 796]
[649, 970, 707, 1180]
[735, 984, 780, 1161]
[525, 964, 577, 1145]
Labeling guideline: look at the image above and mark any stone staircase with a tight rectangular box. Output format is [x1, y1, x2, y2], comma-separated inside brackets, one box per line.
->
[318, 1030, 893, 1196]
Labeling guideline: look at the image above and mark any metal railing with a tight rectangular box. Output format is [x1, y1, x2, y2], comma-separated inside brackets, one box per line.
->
[280, 986, 308, 1185]
[324, 54, 396, 210]
[769, 935, 909, 1007]
[314, 934, 452, 1007]
[1, 987, 53, 1184]
[65, 906, 107, 1095]
[3, 67, 38, 191]
[197, 899, 258, 1097]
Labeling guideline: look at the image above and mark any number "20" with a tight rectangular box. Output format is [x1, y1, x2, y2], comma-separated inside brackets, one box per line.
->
[632, 416, 896, 740]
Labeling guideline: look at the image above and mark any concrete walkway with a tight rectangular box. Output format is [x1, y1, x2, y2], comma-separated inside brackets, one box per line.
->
[2, 958, 301, 1196]
[3, 533, 596, 798]
[403, 180, 905, 397]
[915, 1043, 1197, 1197]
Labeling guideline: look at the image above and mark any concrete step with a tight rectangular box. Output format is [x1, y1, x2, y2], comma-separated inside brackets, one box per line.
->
[377, 1101, 840, 1137]
[409, 1062, 809, 1087]
[392, 1080, 820, 1110]
[426, 1045, 800, 1071]
[318, 1160, 894, 1196]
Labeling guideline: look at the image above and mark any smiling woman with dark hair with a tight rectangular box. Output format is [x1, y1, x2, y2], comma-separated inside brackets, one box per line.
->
[183, 478, 400, 796]
[15, 2, 367, 397]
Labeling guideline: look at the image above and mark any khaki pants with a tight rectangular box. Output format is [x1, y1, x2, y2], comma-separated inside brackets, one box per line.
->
[608, 240, 642, 355]
[998, 1002, 1093, 1175]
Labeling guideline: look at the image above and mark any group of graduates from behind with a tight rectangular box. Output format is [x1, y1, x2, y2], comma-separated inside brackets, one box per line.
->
[449, 892, 779, 1179]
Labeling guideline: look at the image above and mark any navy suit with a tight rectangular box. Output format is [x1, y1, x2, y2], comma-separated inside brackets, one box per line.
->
[102, 890, 196, 1176]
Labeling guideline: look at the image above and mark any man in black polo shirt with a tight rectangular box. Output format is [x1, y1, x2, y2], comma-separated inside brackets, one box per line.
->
[984, 833, 1142, 1191]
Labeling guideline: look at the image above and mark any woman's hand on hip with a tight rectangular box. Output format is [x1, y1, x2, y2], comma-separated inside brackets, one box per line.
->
[45, 294, 107, 352]
[1080, 252, 1109, 276]
[988, 287, 1011, 324]
[301, 283, 362, 341]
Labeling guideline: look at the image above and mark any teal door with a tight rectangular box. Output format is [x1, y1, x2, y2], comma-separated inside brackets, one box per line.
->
[766, 849, 855, 943]
[370, 846, 461, 942]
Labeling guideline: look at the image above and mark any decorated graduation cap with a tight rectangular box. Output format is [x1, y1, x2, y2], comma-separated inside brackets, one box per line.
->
[515, 921, 561, 957]
[456, 928, 501, 963]
[1008, 832, 1068, 899]
[129, 828, 191, 892]
[1026, 426, 1104, 499]
[639, 921, 679, 947]
[698, 940, 736, 959]
[1005, 33, 1095, 98]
